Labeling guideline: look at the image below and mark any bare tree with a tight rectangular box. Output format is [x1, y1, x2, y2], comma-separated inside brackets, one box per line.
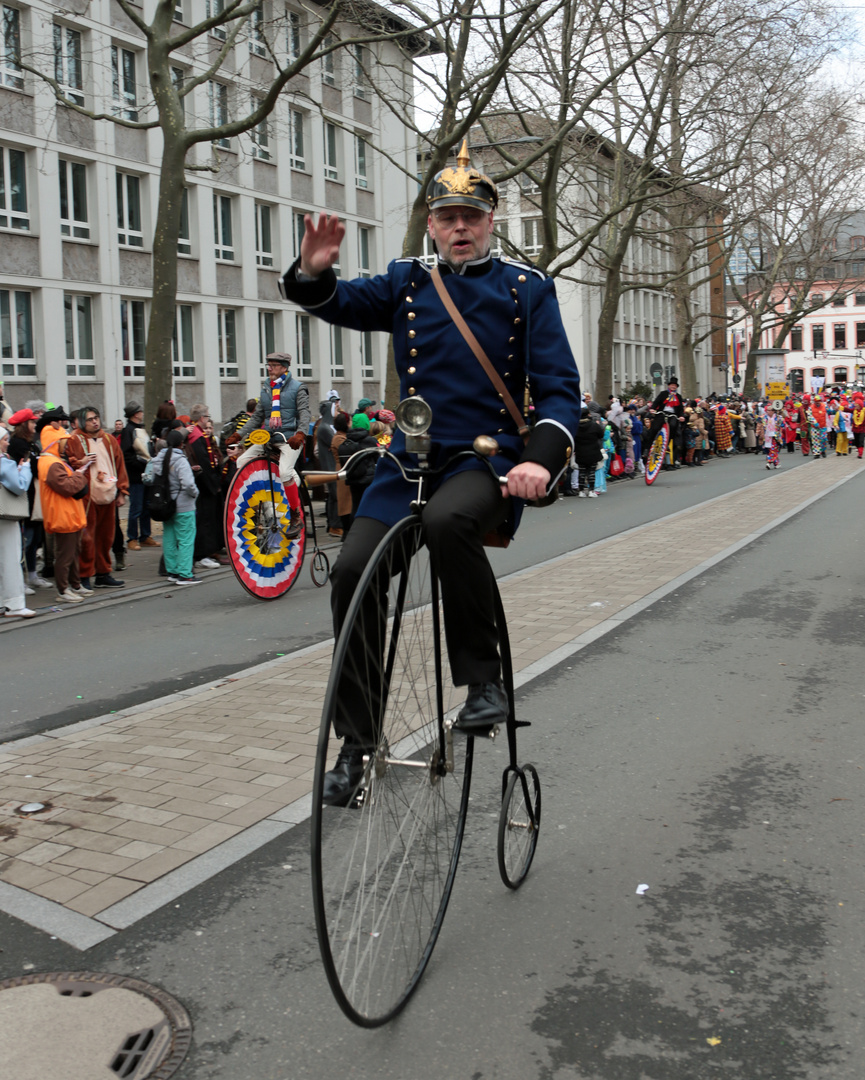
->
[725, 86, 865, 392]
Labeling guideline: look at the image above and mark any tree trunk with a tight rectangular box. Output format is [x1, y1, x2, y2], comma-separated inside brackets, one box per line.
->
[143, 139, 187, 423]
[595, 269, 621, 401]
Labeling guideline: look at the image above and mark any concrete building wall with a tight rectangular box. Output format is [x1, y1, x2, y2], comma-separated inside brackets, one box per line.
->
[0, 0, 415, 424]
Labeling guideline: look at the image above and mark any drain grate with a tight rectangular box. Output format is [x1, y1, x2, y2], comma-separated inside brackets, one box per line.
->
[0, 971, 192, 1080]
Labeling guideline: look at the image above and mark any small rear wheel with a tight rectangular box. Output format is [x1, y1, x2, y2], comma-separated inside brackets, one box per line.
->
[497, 764, 541, 889]
[310, 548, 330, 587]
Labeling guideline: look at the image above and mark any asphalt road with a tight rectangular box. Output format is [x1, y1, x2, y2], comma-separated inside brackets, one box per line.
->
[2, 453, 863, 1079]
[1, 451, 812, 742]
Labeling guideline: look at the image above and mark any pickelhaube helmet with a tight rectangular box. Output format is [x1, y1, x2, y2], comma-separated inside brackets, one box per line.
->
[426, 138, 498, 213]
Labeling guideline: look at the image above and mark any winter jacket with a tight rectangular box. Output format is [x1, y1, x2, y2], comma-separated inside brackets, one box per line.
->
[151, 447, 199, 513]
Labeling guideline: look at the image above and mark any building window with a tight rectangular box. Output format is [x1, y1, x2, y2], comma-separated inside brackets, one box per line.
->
[491, 220, 509, 257]
[255, 202, 273, 267]
[360, 329, 374, 379]
[218, 307, 238, 378]
[173, 0, 184, 22]
[209, 81, 229, 147]
[171, 67, 186, 120]
[213, 193, 234, 260]
[810, 293, 823, 305]
[358, 225, 371, 278]
[323, 122, 338, 181]
[59, 159, 89, 239]
[857, 323, 865, 347]
[789, 368, 804, 393]
[834, 366, 848, 383]
[111, 45, 138, 121]
[789, 325, 802, 351]
[289, 109, 305, 169]
[117, 172, 144, 247]
[293, 210, 306, 258]
[295, 313, 311, 378]
[286, 10, 301, 60]
[523, 217, 543, 253]
[834, 323, 847, 349]
[1, 5, 22, 90]
[64, 293, 95, 377]
[833, 296, 846, 307]
[851, 262, 864, 278]
[251, 96, 270, 160]
[54, 25, 83, 106]
[0, 145, 28, 230]
[206, 0, 226, 40]
[249, 4, 266, 55]
[355, 135, 369, 189]
[812, 324, 824, 351]
[258, 309, 275, 378]
[0, 288, 35, 376]
[857, 294, 865, 307]
[519, 171, 541, 196]
[178, 187, 191, 255]
[120, 298, 146, 378]
[851, 236, 865, 250]
[330, 324, 344, 379]
[353, 43, 367, 97]
[172, 304, 195, 377]
[321, 35, 335, 85]
[822, 265, 836, 280]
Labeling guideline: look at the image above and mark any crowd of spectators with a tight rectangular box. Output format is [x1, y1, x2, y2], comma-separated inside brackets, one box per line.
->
[3, 374, 847, 618]
[560, 381, 861, 497]
[0, 384, 398, 616]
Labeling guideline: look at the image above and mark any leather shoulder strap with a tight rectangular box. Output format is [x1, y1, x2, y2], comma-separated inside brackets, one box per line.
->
[430, 265, 529, 439]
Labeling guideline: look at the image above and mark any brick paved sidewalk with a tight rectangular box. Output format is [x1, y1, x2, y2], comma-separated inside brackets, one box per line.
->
[0, 455, 859, 944]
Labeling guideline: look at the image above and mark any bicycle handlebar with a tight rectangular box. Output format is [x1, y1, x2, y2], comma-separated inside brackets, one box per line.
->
[301, 445, 510, 488]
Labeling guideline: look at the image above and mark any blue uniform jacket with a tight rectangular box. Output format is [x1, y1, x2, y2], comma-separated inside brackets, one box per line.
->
[280, 253, 581, 535]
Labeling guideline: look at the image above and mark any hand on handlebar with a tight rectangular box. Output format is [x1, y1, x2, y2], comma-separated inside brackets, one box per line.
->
[502, 461, 551, 501]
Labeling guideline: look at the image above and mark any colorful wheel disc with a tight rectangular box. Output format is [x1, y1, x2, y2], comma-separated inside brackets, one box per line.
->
[224, 458, 305, 600]
[644, 425, 669, 485]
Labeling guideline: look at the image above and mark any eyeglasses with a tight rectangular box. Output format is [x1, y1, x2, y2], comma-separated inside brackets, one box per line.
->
[431, 209, 487, 228]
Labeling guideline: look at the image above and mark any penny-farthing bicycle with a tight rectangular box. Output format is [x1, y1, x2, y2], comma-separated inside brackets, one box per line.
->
[310, 398, 541, 1027]
[223, 430, 330, 599]
[644, 417, 670, 485]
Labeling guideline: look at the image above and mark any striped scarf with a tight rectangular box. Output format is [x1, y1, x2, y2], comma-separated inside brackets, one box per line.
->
[269, 374, 287, 427]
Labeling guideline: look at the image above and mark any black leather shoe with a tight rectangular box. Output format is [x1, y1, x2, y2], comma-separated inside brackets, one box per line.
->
[454, 681, 508, 735]
[322, 741, 370, 807]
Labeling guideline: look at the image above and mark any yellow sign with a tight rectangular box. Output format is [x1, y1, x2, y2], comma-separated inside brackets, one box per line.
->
[767, 382, 787, 399]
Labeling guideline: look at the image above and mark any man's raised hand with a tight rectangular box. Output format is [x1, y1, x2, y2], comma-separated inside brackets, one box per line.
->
[300, 213, 346, 278]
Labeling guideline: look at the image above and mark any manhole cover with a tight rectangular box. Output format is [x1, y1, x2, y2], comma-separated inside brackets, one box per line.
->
[0, 971, 192, 1079]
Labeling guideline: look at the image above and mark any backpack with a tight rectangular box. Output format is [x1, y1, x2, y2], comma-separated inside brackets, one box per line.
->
[145, 452, 177, 522]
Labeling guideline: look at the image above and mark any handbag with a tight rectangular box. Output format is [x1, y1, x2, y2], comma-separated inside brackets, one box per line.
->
[0, 482, 28, 520]
[610, 454, 624, 477]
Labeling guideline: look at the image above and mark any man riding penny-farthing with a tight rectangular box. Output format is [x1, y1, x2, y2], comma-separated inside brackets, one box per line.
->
[279, 140, 583, 1024]
[223, 352, 322, 599]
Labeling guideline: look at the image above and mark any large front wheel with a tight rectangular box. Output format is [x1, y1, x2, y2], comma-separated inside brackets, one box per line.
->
[223, 457, 305, 600]
[311, 518, 473, 1027]
[644, 425, 670, 485]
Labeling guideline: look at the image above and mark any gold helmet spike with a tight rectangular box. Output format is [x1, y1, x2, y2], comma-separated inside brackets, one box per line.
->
[426, 137, 498, 212]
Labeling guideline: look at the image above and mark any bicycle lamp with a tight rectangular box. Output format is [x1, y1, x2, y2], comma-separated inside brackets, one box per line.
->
[395, 396, 432, 454]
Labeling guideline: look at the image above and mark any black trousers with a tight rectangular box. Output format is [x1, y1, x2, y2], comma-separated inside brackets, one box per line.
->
[329, 469, 509, 741]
